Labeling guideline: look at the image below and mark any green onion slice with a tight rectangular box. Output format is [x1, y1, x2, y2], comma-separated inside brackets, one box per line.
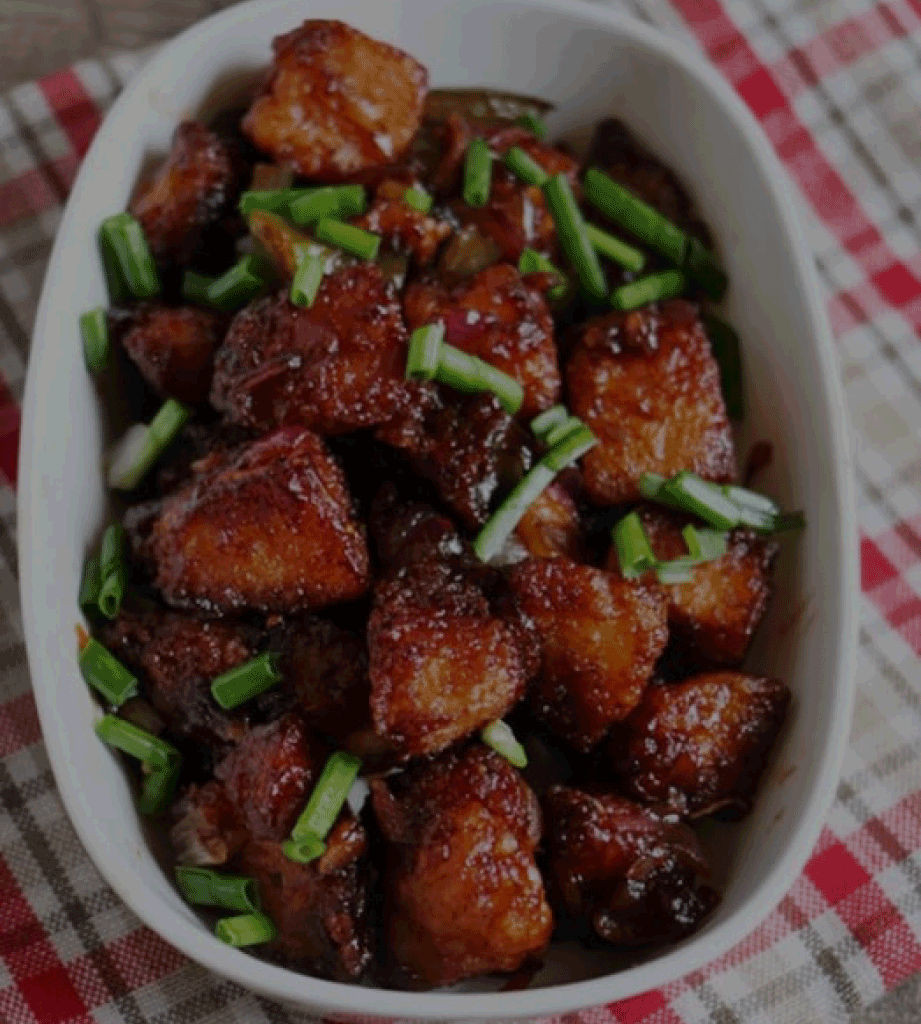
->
[406, 323, 445, 381]
[108, 399, 191, 491]
[282, 833, 327, 864]
[516, 112, 547, 139]
[215, 913, 277, 947]
[98, 225, 129, 303]
[530, 404, 568, 441]
[95, 714, 178, 770]
[585, 223, 646, 274]
[613, 512, 657, 579]
[703, 314, 744, 420]
[290, 246, 326, 308]
[543, 173, 607, 302]
[80, 640, 138, 707]
[403, 186, 433, 214]
[289, 185, 367, 226]
[610, 270, 687, 311]
[313, 218, 381, 260]
[182, 271, 217, 305]
[518, 248, 568, 300]
[138, 755, 181, 815]
[663, 472, 741, 530]
[205, 255, 267, 313]
[463, 137, 493, 207]
[99, 524, 126, 583]
[503, 147, 549, 187]
[79, 555, 101, 611]
[481, 720, 528, 768]
[288, 752, 362, 847]
[238, 188, 315, 217]
[654, 557, 698, 585]
[175, 867, 260, 913]
[682, 524, 728, 561]
[543, 415, 585, 450]
[210, 653, 282, 710]
[80, 308, 110, 374]
[436, 344, 524, 416]
[97, 566, 127, 620]
[474, 463, 556, 563]
[685, 235, 728, 301]
[541, 424, 597, 471]
[99, 213, 160, 299]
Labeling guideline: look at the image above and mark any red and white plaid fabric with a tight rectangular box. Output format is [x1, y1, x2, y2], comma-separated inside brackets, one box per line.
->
[2, 2, 920, 1022]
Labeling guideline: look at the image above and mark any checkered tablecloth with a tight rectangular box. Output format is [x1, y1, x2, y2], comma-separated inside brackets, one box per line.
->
[2, 2, 921, 1022]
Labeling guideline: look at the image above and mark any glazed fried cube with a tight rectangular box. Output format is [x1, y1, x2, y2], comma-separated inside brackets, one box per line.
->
[567, 300, 735, 504]
[404, 263, 561, 419]
[149, 427, 370, 615]
[542, 787, 717, 946]
[117, 304, 225, 405]
[514, 480, 582, 561]
[368, 558, 533, 759]
[608, 672, 791, 817]
[607, 507, 777, 666]
[369, 484, 464, 570]
[242, 20, 428, 179]
[100, 610, 259, 745]
[355, 178, 451, 265]
[508, 558, 668, 751]
[371, 745, 552, 988]
[129, 121, 243, 265]
[169, 780, 247, 867]
[210, 266, 409, 434]
[235, 815, 374, 979]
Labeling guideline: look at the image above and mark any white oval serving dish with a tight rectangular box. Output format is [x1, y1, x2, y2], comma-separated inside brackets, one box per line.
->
[19, 0, 857, 1019]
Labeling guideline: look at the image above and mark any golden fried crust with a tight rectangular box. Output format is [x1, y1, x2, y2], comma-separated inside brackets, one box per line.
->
[214, 712, 322, 841]
[514, 481, 582, 560]
[508, 558, 668, 752]
[119, 304, 225, 405]
[368, 486, 464, 570]
[150, 427, 370, 615]
[404, 264, 561, 419]
[100, 610, 257, 745]
[169, 780, 247, 867]
[542, 787, 717, 946]
[242, 20, 428, 179]
[235, 816, 374, 980]
[371, 745, 553, 988]
[567, 300, 735, 505]
[608, 672, 791, 818]
[210, 267, 409, 434]
[129, 121, 242, 264]
[355, 178, 451, 265]
[368, 559, 531, 759]
[607, 507, 777, 666]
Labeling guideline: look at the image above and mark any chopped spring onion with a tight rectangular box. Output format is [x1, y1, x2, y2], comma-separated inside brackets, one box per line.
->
[99, 213, 160, 298]
[637, 472, 685, 510]
[290, 246, 326, 308]
[406, 323, 445, 381]
[682, 524, 728, 561]
[210, 653, 282, 710]
[282, 833, 328, 864]
[541, 424, 597, 471]
[585, 223, 646, 274]
[463, 137, 493, 207]
[289, 185, 367, 226]
[613, 512, 657, 579]
[98, 225, 129, 303]
[518, 248, 568, 301]
[313, 218, 381, 260]
[138, 754, 182, 815]
[288, 751, 362, 847]
[175, 867, 261, 913]
[516, 112, 547, 139]
[436, 344, 524, 416]
[80, 308, 110, 374]
[610, 270, 687, 311]
[108, 399, 191, 491]
[182, 271, 217, 305]
[685, 236, 728, 302]
[703, 314, 744, 420]
[205, 255, 267, 312]
[543, 415, 586, 450]
[481, 720, 528, 768]
[215, 913, 277, 947]
[95, 714, 179, 770]
[97, 524, 127, 620]
[79, 555, 101, 611]
[79, 639, 138, 707]
[403, 186, 433, 214]
[723, 484, 779, 516]
[654, 557, 698, 585]
[663, 472, 741, 530]
[584, 168, 686, 266]
[238, 188, 314, 216]
[97, 563, 126, 620]
[543, 173, 607, 302]
[530, 404, 568, 441]
[503, 146, 549, 187]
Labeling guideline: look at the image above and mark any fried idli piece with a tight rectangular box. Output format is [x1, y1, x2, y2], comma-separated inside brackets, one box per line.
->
[542, 786, 717, 946]
[235, 815, 374, 980]
[129, 120, 243, 265]
[100, 610, 259, 745]
[404, 263, 560, 419]
[607, 506, 777, 666]
[368, 558, 533, 759]
[607, 672, 791, 818]
[368, 484, 464, 570]
[567, 300, 735, 505]
[508, 558, 668, 752]
[149, 426, 370, 615]
[371, 744, 552, 988]
[242, 20, 427, 179]
[354, 178, 451, 265]
[514, 480, 582, 560]
[210, 266, 409, 434]
[169, 780, 247, 867]
[117, 304, 225, 405]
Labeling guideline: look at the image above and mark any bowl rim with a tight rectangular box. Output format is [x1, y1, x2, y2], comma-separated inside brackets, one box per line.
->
[18, 0, 858, 1017]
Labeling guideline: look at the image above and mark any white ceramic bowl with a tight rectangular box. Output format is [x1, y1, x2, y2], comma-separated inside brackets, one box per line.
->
[19, 0, 858, 1018]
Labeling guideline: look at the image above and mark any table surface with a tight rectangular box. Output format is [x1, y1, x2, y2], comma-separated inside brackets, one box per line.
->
[1, 1, 920, 1022]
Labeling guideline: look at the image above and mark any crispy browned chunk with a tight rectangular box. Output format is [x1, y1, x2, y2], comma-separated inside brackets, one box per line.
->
[369, 485, 464, 570]
[150, 427, 369, 615]
[100, 610, 258, 745]
[542, 787, 717, 946]
[118, 304, 225, 405]
[508, 559, 668, 752]
[154, 422, 257, 497]
[608, 672, 791, 817]
[169, 780, 247, 867]
[355, 178, 451, 265]
[372, 745, 552, 988]
[404, 264, 560, 419]
[235, 815, 374, 979]
[607, 507, 777, 666]
[129, 121, 242, 264]
[567, 300, 735, 505]
[377, 389, 532, 530]
[243, 20, 427, 179]
[210, 267, 408, 434]
[368, 559, 532, 759]
[514, 480, 582, 560]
